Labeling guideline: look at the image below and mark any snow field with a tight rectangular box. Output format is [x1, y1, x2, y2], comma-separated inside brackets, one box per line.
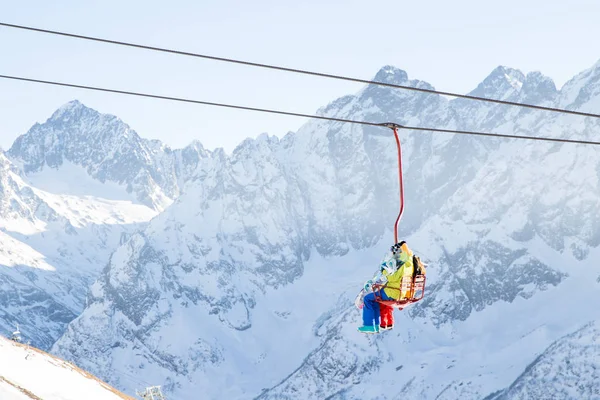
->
[0, 336, 134, 400]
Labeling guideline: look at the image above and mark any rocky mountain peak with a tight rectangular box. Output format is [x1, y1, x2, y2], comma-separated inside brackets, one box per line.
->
[519, 71, 558, 104]
[6, 101, 210, 210]
[469, 65, 525, 100]
[373, 65, 409, 85]
[48, 99, 91, 121]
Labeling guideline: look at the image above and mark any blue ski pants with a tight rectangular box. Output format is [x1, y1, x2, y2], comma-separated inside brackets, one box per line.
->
[362, 290, 394, 327]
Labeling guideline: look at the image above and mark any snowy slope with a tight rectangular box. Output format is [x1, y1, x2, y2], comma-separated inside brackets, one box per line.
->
[0, 149, 157, 349]
[257, 242, 600, 400]
[0, 380, 33, 400]
[0, 335, 134, 400]
[485, 320, 600, 400]
[52, 59, 600, 399]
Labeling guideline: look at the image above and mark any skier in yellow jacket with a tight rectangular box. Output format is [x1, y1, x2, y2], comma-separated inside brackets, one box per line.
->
[358, 241, 414, 334]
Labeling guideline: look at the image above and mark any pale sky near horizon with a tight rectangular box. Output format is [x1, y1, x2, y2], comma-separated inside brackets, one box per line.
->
[1, 0, 599, 153]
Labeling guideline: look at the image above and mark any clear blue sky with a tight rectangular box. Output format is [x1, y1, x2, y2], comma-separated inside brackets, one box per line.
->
[1, 0, 599, 153]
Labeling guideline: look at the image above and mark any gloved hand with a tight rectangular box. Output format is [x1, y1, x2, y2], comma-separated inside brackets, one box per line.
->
[354, 291, 365, 309]
[364, 279, 374, 292]
[380, 260, 395, 274]
[380, 262, 387, 273]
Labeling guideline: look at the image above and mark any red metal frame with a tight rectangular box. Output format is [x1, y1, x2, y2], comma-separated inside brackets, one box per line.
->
[392, 127, 404, 244]
[373, 275, 427, 309]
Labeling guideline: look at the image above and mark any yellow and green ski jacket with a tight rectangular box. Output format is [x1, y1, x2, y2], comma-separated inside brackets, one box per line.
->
[380, 248, 414, 300]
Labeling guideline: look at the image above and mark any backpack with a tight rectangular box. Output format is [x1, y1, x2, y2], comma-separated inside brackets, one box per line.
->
[412, 255, 426, 278]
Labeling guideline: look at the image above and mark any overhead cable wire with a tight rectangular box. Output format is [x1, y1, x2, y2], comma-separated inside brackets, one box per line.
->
[0, 75, 382, 128]
[1, 21, 600, 120]
[2, 74, 599, 146]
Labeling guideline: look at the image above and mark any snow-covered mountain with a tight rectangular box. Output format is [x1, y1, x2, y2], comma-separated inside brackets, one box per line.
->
[50, 59, 600, 400]
[1, 101, 217, 350]
[0, 148, 157, 350]
[8, 100, 208, 211]
[0, 335, 135, 399]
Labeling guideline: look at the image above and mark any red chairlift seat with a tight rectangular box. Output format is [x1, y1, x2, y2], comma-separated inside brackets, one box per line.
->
[372, 274, 426, 309]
